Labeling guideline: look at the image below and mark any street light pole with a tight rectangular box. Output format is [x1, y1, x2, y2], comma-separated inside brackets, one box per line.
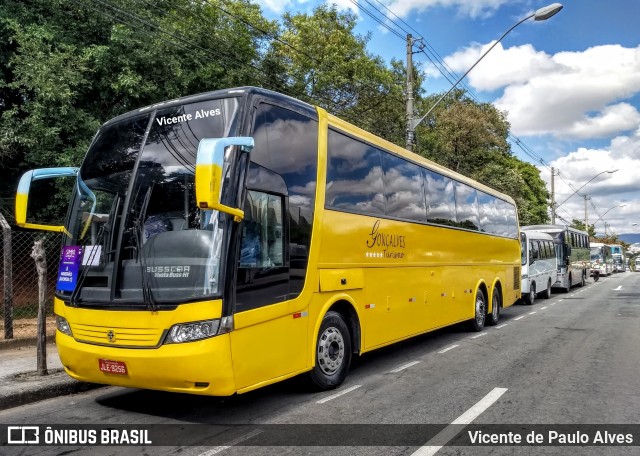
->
[591, 204, 626, 232]
[555, 169, 618, 210]
[405, 3, 563, 150]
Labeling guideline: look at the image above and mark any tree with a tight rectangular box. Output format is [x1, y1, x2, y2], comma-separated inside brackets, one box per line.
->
[262, 4, 410, 143]
[1, 0, 276, 218]
[414, 90, 549, 225]
[570, 219, 596, 238]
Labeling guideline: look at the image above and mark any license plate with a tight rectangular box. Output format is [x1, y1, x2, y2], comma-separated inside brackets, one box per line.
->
[98, 359, 128, 375]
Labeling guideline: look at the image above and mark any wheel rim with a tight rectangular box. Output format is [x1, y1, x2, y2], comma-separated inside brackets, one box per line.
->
[317, 326, 345, 375]
[475, 294, 486, 326]
[492, 292, 499, 320]
[530, 289, 535, 304]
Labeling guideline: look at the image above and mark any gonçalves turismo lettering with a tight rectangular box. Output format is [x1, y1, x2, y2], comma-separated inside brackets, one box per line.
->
[155, 108, 222, 126]
[366, 219, 405, 259]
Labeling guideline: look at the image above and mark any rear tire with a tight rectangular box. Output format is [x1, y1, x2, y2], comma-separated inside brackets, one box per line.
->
[541, 279, 552, 299]
[486, 287, 501, 326]
[468, 289, 487, 332]
[308, 311, 352, 390]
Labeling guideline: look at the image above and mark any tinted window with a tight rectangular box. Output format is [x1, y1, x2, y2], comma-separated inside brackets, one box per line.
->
[382, 153, 426, 221]
[249, 103, 319, 301]
[326, 130, 384, 215]
[454, 182, 479, 230]
[424, 169, 456, 226]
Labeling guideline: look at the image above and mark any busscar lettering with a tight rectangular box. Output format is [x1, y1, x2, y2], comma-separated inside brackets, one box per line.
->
[146, 265, 191, 278]
[366, 220, 405, 259]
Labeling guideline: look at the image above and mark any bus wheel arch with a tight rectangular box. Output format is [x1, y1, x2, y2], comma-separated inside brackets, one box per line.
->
[486, 281, 502, 326]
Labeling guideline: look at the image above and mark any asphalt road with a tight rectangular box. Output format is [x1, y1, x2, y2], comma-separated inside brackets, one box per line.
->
[2, 271, 640, 456]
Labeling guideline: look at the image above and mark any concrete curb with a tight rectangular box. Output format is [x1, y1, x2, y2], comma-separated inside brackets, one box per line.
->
[0, 371, 105, 411]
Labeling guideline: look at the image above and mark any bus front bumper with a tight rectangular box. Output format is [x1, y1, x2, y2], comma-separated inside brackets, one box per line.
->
[56, 331, 237, 396]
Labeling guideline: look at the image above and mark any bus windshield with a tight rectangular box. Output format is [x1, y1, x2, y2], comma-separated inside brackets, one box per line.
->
[61, 97, 241, 306]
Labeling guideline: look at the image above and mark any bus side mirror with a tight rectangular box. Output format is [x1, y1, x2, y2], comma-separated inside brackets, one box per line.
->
[195, 137, 253, 221]
[15, 167, 78, 232]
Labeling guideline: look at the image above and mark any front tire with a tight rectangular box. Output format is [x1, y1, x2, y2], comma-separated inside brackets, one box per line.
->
[486, 288, 501, 326]
[308, 311, 352, 390]
[468, 289, 487, 332]
[524, 285, 535, 305]
[541, 279, 552, 299]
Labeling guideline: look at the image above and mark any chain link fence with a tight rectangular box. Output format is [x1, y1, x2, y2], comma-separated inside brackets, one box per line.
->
[1, 207, 61, 341]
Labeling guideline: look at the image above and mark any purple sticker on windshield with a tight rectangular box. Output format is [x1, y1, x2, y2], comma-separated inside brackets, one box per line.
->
[57, 246, 82, 292]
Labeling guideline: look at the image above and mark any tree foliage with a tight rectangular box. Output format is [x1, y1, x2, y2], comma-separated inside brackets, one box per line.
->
[415, 90, 549, 225]
[1, 1, 549, 228]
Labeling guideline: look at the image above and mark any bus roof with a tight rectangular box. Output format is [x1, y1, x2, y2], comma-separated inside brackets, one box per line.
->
[103, 86, 318, 128]
[520, 229, 554, 241]
[521, 224, 588, 236]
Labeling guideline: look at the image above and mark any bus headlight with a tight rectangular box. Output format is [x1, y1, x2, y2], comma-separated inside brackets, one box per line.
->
[56, 315, 73, 337]
[165, 316, 234, 344]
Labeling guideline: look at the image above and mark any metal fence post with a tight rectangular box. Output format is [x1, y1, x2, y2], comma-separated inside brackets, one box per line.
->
[0, 213, 13, 339]
[31, 238, 48, 375]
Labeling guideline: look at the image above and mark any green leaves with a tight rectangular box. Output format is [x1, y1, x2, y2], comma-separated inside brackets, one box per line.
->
[0, 1, 550, 227]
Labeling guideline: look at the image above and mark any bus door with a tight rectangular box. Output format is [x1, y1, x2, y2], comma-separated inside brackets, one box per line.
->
[230, 190, 307, 390]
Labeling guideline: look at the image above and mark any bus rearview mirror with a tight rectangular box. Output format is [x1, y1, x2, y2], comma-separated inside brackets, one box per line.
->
[15, 167, 79, 232]
[195, 137, 254, 221]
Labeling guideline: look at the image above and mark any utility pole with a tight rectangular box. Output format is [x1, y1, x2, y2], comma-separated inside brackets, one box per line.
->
[584, 194, 590, 231]
[550, 167, 556, 224]
[406, 34, 415, 151]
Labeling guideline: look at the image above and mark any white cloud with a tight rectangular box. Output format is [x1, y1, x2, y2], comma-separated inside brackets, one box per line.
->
[373, 0, 510, 19]
[540, 127, 640, 234]
[441, 43, 640, 140]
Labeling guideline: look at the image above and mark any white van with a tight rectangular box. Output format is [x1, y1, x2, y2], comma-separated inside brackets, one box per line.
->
[520, 230, 558, 305]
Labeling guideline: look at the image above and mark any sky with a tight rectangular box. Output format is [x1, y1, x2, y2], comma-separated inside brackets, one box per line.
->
[254, 0, 640, 236]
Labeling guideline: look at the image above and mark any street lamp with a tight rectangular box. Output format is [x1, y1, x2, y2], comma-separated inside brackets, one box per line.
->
[406, 3, 564, 150]
[555, 169, 619, 209]
[591, 204, 626, 234]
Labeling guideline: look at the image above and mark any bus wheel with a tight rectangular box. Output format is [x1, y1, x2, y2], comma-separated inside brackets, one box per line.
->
[486, 288, 501, 326]
[468, 289, 487, 332]
[309, 311, 352, 390]
[541, 279, 552, 299]
[524, 285, 535, 305]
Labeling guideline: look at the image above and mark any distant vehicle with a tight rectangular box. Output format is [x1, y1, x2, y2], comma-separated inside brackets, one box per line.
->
[520, 230, 558, 305]
[521, 225, 590, 292]
[635, 258, 640, 272]
[609, 244, 626, 272]
[589, 242, 613, 277]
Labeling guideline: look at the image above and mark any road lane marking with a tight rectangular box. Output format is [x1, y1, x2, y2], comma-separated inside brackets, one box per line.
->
[514, 315, 526, 321]
[316, 384, 362, 404]
[411, 387, 508, 456]
[496, 324, 508, 329]
[197, 429, 263, 456]
[550, 303, 556, 306]
[389, 361, 421, 373]
[613, 286, 622, 290]
[528, 311, 537, 315]
[438, 344, 459, 354]
[540, 306, 548, 310]
[470, 333, 487, 339]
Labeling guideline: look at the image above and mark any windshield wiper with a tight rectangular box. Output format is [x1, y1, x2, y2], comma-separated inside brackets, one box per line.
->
[132, 185, 158, 311]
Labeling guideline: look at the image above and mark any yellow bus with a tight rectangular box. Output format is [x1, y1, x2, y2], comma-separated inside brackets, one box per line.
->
[16, 87, 521, 395]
